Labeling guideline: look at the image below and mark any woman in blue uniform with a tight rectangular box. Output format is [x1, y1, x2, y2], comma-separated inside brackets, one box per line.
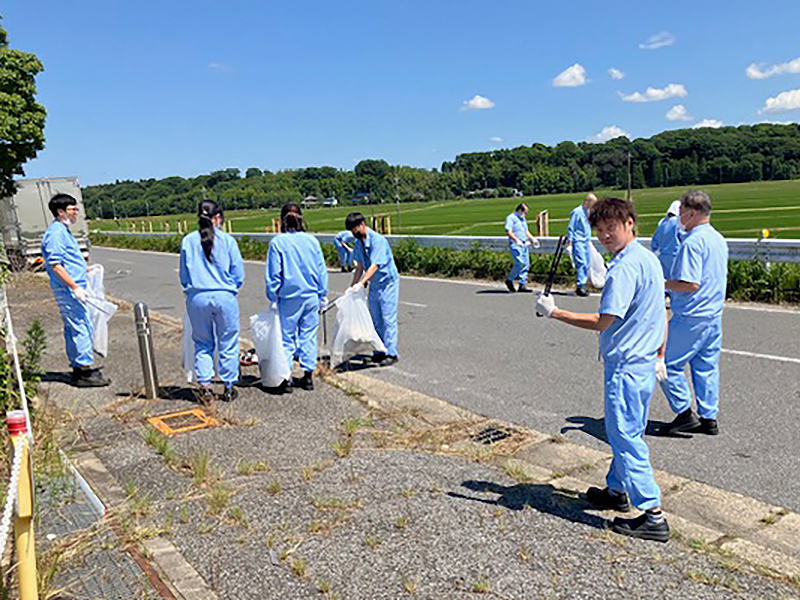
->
[179, 200, 245, 402]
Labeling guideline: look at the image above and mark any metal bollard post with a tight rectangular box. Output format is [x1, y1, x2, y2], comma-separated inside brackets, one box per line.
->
[8, 411, 38, 600]
[134, 302, 160, 399]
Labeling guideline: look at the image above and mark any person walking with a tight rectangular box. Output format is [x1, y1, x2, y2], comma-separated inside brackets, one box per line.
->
[568, 193, 597, 296]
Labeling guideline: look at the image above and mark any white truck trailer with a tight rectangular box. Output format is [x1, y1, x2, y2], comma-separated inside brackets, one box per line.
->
[0, 177, 90, 270]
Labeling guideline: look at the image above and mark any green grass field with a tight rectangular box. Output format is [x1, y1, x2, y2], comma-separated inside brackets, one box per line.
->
[89, 180, 800, 239]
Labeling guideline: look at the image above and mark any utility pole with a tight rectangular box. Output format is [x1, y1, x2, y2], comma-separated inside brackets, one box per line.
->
[112, 198, 117, 220]
[394, 168, 401, 233]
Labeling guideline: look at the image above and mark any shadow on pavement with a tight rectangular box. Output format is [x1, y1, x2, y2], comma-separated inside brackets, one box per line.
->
[450, 480, 608, 530]
[475, 290, 514, 295]
[42, 371, 73, 384]
[562, 415, 694, 441]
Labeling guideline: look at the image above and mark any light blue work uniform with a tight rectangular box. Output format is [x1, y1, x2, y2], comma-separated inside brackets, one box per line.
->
[504, 212, 530, 285]
[41, 221, 94, 368]
[650, 216, 682, 279]
[353, 228, 399, 357]
[568, 205, 592, 287]
[599, 239, 666, 510]
[333, 231, 355, 269]
[661, 223, 728, 419]
[266, 231, 328, 372]
[179, 228, 245, 386]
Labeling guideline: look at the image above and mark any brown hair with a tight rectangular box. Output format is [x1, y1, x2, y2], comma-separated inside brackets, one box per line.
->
[280, 203, 305, 232]
[588, 197, 636, 228]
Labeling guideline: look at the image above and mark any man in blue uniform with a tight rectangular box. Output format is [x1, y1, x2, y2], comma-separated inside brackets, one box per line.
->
[568, 193, 597, 297]
[41, 194, 110, 387]
[650, 200, 682, 279]
[536, 197, 669, 542]
[333, 230, 355, 272]
[348, 212, 399, 367]
[659, 191, 728, 436]
[504, 203, 537, 293]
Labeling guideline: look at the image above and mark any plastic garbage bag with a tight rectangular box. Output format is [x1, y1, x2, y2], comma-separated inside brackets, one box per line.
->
[250, 306, 291, 388]
[330, 287, 386, 366]
[85, 264, 117, 357]
[589, 243, 607, 288]
[182, 310, 220, 383]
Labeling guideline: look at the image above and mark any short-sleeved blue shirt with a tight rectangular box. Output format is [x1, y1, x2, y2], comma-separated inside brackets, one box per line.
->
[504, 213, 529, 245]
[669, 223, 728, 320]
[352, 228, 399, 288]
[599, 239, 666, 365]
[41, 221, 88, 293]
[568, 205, 591, 244]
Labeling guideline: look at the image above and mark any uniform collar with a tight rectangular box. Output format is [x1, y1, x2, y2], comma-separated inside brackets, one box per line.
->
[609, 238, 640, 266]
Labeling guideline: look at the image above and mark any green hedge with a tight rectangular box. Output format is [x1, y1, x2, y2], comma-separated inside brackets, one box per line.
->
[90, 233, 800, 305]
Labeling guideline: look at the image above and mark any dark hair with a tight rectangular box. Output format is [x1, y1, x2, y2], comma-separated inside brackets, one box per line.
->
[49, 193, 78, 217]
[680, 190, 712, 215]
[515, 203, 528, 213]
[588, 197, 636, 228]
[198, 200, 222, 261]
[345, 212, 365, 231]
[280, 203, 305, 232]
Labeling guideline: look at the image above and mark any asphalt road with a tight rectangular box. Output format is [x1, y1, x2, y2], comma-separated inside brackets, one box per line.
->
[93, 246, 800, 512]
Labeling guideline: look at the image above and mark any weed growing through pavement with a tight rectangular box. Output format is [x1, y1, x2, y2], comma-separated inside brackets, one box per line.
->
[290, 556, 307, 578]
[395, 515, 409, 530]
[472, 577, 490, 593]
[401, 575, 418, 594]
[332, 437, 353, 458]
[207, 482, 231, 515]
[236, 459, 269, 476]
[228, 507, 248, 528]
[364, 534, 382, 550]
[190, 452, 213, 486]
[502, 459, 533, 483]
[266, 479, 282, 495]
[142, 427, 179, 465]
[179, 506, 189, 524]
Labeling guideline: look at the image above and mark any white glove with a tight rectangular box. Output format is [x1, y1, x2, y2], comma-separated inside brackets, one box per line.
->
[535, 292, 556, 318]
[348, 282, 364, 294]
[529, 238, 541, 249]
[270, 301, 279, 311]
[524, 240, 532, 247]
[319, 296, 328, 313]
[655, 356, 667, 382]
[72, 287, 88, 303]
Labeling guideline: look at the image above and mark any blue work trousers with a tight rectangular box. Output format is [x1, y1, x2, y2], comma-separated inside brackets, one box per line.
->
[55, 289, 94, 368]
[604, 361, 661, 511]
[368, 278, 399, 356]
[186, 291, 240, 386]
[278, 294, 320, 372]
[660, 316, 722, 419]
[507, 244, 529, 286]
[335, 245, 352, 269]
[573, 241, 590, 287]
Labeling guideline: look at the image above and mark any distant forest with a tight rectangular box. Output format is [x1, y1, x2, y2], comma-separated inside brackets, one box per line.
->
[83, 123, 800, 219]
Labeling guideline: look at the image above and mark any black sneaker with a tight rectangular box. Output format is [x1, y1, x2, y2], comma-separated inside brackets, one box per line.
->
[698, 418, 719, 436]
[517, 284, 533, 293]
[294, 371, 314, 391]
[222, 386, 238, 402]
[71, 368, 111, 388]
[576, 286, 590, 297]
[586, 487, 631, 512]
[505, 280, 516, 293]
[379, 355, 398, 367]
[371, 351, 387, 364]
[658, 408, 701, 436]
[194, 386, 215, 404]
[611, 513, 670, 543]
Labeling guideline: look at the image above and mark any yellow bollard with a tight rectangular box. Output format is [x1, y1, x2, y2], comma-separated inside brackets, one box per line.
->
[8, 411, 38, 600]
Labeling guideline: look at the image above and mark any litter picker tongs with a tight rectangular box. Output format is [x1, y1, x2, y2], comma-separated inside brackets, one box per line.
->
[536, 235, 566, 317]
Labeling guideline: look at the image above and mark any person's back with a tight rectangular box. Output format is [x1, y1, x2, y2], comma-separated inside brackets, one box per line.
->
[267, 231, 327, 301]
[568, 205, 591, 243]
[180, 229, 244, 295]
[669, 224, 728, 320]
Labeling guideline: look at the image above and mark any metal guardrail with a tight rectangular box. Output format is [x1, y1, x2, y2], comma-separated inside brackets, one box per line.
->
[92, 231, 800, 263]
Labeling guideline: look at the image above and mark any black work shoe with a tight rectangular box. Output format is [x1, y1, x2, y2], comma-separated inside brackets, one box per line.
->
[586, 487, 631, 512]
[505, 280, 516, 293]
[294, 371, 314, 391]
[611, 513, 670, 543]
[277, 379, 294, 394]
[71, 368, 111, 388]
[194, 386, 215, 404]
[379, 355, 399, 367]
[517, 284, 533, 293]
[698, 418, 719, 436]
[222, 386, 238, 402]
[659, 408, 701, 436]
[371, 351, 387, 364]
[576, 286, 590, 297]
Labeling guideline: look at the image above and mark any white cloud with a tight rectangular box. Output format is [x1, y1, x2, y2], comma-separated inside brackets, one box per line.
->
[746, 57, 800, 80]
[489, 137, 503, 143]
[588, 125, 630, 143]
[621, 83, 687, 103]
[208, 62, 233, 73]
[553, 63, 588, 87]
[461, 94, 495, 111]
[608, 68, 625, 80]
[759, 88, 800, 114]
[666, 104, 693, 121]
[692, 119, 723, 129]
[639, 31, 676, 50]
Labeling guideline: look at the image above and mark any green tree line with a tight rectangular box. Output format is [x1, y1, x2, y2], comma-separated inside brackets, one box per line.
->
[83, 123, 800, 219]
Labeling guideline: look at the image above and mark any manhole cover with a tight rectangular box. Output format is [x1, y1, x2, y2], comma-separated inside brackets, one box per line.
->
[472, 425, 516, 445]
[147, 408, 219, 436]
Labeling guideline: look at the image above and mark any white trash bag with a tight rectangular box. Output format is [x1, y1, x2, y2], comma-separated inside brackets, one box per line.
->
[250, 306, 291, 388]
[589, 243, 607, 289]
[330, 287, 386, 366]
[85, 264, 117, 357]
[182, 310, 220, 384]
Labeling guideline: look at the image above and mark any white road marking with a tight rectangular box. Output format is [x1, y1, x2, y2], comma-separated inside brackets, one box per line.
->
[106, 257, 134, 264]
[400, 301, 427, 308]
[725, 304, 800, 315]
[722, 348, 800, 365]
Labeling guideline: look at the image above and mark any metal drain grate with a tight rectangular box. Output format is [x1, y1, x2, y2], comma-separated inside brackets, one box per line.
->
[147, 408, 219, 436]
[472, 425, 516, 445]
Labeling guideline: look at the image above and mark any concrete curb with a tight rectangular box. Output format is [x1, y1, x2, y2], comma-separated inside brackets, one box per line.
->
[335, 370, 800, 580]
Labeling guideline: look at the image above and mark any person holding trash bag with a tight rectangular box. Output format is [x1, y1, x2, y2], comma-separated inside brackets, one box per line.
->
[504, 203, 537, 293]
[333, 230, 355, 272]
[568, 193, 597, 297]
[266, 203, 329, 391]
[536, 197, 669, 543]
[650, 200, 682, 279]
[41, 193, 110, 388]
[179, 200, 245, 402]
[347, 212, 400, 366]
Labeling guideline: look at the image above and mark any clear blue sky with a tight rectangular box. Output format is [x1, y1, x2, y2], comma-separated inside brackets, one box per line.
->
[4, 0, 800, 185]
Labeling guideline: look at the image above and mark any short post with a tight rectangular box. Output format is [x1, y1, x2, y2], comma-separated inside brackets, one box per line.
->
[8, 411, 38, 600]
[536, 210, 549, 237]
[134, 303, 159, 399]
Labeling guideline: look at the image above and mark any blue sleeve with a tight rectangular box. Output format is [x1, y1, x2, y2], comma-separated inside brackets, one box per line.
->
[650, 222, 663, 254]
[265, 242, 282, 303]
[179, 244, 190, 290]
[315, 241, 329, 299]
[43, 229, 66, 266]
[504, 215, 515, 232]
[352, 240, 365, 266]
[674, 239, 703, 285]
[370, 237, 391, 267]
[229, 238, 245, 290]
[567, 212, 577, 240]
[599, 265, 635, 319]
